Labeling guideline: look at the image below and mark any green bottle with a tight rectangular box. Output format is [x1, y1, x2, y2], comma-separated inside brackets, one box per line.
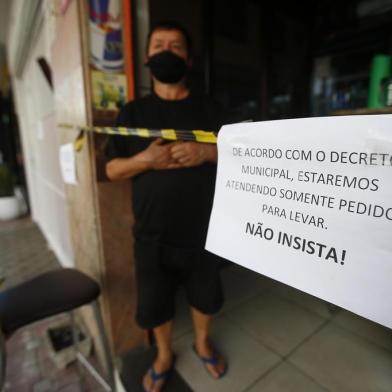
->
[368, 55, 391, 108]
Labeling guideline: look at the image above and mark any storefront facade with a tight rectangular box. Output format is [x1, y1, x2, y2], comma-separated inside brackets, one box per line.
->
[5, 0, 392, 376]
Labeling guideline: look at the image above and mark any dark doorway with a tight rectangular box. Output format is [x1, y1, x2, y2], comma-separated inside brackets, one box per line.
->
[147, 0, 392, 122]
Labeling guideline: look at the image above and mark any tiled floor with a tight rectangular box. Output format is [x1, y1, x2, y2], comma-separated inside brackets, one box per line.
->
[172, 264, 392, 392]
[0, 217, 59, 290]
[3, 218, 392, 392]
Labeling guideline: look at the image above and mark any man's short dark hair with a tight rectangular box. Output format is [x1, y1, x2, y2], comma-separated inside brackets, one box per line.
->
[146, 20, 193, 56]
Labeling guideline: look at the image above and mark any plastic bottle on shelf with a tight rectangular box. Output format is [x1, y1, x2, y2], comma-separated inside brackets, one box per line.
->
[89, 0, 123, 72]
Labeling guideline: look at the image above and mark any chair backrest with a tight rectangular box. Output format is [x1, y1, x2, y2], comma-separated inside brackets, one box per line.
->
[0, 268, 100, 336]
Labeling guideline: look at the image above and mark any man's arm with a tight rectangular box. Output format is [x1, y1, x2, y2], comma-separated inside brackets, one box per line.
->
[106, 139, 181, 181]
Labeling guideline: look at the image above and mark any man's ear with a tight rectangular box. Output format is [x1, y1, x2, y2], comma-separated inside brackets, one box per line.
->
[144, 54, 149, 65]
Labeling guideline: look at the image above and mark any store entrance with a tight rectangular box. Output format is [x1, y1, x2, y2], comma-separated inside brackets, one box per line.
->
[147, 0, 314, 122]
[117, 1, 392, 390]
[147, 0, 392, 121]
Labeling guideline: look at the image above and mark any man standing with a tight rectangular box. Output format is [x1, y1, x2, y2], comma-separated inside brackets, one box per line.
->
[106, 21, 226, 391]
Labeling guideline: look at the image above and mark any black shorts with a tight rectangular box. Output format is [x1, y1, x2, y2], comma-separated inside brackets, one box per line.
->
[134, 240, 224, 329]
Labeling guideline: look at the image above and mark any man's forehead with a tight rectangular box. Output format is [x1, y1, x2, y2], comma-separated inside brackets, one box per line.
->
[150, 28, 186, 43]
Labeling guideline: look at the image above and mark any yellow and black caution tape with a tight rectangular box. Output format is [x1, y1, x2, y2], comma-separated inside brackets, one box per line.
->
[58, 124, 217, 152]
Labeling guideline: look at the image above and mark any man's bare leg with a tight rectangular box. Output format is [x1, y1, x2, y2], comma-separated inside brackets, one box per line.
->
[143, 320, 174, 392]
[191, 307, 226, 378]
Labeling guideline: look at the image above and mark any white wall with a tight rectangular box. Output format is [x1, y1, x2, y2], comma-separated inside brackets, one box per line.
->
[8, 1, 74, 267]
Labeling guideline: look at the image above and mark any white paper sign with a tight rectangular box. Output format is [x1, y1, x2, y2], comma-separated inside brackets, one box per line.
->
[206, 115, 392, 328]
[59, 143, 78, 185]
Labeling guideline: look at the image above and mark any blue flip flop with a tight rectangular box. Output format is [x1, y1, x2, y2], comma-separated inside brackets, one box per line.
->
[192, 344, 227, 379]
[144, 356, 176, 392]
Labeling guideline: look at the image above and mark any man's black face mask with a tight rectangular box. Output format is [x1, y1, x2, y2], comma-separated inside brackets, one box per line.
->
[146, 51, 188, 84]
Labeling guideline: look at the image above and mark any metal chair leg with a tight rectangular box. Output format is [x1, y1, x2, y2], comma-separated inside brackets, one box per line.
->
[91, 300, 116, 392]
[0, 329, 6, 392]
[70, 311, 86, 391]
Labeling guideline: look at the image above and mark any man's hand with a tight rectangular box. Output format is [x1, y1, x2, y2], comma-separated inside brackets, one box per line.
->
[140, 138, 182, 170]
[170, 142, 217, 167]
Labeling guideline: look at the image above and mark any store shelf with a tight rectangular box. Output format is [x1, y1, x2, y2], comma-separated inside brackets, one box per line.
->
[332, 107, 392, 115]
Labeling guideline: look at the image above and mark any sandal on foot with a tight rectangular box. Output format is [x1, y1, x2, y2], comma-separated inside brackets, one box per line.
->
[143, 357, 176, 392]
[192, 344, 227, 379]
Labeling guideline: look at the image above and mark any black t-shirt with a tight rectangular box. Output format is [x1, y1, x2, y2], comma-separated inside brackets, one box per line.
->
[105, 93, 224, 249]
